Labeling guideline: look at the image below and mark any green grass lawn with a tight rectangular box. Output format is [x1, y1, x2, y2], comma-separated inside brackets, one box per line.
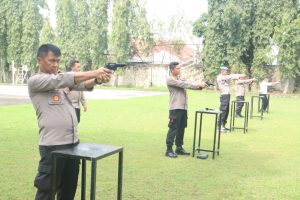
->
[0, 91, 300, 200]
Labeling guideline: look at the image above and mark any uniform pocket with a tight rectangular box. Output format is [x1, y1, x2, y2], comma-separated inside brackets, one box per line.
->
[168, 117, 177, 128]
[34, 164, 52, 192]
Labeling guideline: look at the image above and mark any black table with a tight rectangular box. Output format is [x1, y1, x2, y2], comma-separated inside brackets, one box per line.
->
[250, 96, 264, 120]
[192, 109, 222, 159]
[51, 143, 123, 200]
[230, 100, 249, 133]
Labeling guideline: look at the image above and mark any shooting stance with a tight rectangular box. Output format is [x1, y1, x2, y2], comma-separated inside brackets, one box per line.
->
[65, 59, 87, 123]
[217, 66, 245, 132]
[165, 62, 207, 158]
[28, 44, 111, 200]
[235, 76, 256, 118]
[259, 78, 279, 112]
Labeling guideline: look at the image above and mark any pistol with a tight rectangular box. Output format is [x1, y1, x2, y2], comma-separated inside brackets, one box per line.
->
[105, 63, 127, 71]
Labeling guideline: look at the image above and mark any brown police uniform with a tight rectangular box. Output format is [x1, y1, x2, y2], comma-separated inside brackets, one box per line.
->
[65, 88, 87, 123]
[235, 79, 253, 116]
[165, 76, 200, 151]
[28, 72, 93, 200]
[217, 74, 241, 127]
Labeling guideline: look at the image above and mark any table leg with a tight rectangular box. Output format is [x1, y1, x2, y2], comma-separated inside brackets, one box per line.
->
[250, 97, 253, 119]
[230, 101, 233, 131]
[81, 159, 86, 200]
[198, 113, 203, 151]
[212, 114, 217, 159]
[90, 159, 97, 200]
[192, 112, 198, 157]
[118, 151, 123, 200]
[217, 114, 221, 156]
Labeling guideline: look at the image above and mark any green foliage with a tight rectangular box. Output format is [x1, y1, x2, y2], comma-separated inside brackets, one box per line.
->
[110, 0, 131, 63]
[39, 19, 55, 45]
[55, 0, 77, 68]
[110, 0, 153, 63]
[129, 0, 154, 58]
[89, 0, 109, 67]
[192, 13, 208, 38]
[21, 0, 43, 68]
[193, 0, 292, 80]
[274, 3, 300, 79]
[0, 0, 44, 74]
[6, 0, 23, 66]
[73, 0, 92, 70]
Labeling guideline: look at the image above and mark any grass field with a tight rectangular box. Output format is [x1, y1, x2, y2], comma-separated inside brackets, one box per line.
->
[0, 90, 299, 200]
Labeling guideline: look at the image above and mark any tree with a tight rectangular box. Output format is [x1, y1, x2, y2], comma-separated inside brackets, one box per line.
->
[193, 0, 287, 80]
[72, 0, 91, 70]
[110, 0, 153, 62]
[6, 0, 23, 68]
[89, 0, 109, 67]
[129, 0, 154, 59]
[39, 18, 55, 45]
[274, 1, 300, 93]
[110, 0, 131, 62]
[21, 0, 44, 69]
[0, 0, 9, 81]
[55, 0, 76, 68]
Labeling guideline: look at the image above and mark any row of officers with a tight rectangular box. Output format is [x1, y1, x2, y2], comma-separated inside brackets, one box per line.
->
[165, 62, 279, 158]
[28, 44, 279, 199]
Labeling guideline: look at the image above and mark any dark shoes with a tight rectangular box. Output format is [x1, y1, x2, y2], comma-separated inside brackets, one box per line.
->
[197, 154, 209, 159]
[165, 151, 178, 158]
[175, 147, 191, 155]
[165, 147, 190, 158]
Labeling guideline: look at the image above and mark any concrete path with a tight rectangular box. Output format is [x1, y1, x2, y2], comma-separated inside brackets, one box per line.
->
[0, 85, 167, 106]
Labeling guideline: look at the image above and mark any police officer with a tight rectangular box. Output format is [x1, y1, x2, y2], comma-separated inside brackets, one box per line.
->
[217, 66, 245, 132]
[235, 76, 256, 117]
[165, 62, 207, 158]
[28, 44, 111, 200]
[65, 59, 87, 123]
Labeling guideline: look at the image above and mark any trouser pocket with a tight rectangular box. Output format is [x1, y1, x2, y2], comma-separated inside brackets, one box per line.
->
[34, 164, 52, 192]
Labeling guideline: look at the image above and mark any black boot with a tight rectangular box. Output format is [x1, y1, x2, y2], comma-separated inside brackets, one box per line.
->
[165, 146, 177, 158]
[175, 146, 190, 155]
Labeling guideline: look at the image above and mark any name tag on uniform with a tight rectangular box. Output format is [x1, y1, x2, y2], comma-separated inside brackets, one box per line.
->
[49, 90, 63, 105]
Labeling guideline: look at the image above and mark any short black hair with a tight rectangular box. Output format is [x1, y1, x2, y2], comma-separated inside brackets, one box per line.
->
[169, 62, 179, 70]
[37, 44, 61, 58]
[69, 59, 80, 71]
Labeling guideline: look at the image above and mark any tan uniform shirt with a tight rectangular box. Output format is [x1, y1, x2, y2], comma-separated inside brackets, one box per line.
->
[167, 76, 200, 110]
[28, 72, 92, 146]
[217, 74, 241, 95]
[236, 79, 253, 96]
[65, 89, 86, 109]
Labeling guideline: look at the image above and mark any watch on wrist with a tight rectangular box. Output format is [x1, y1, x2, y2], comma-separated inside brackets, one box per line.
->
[94, 78, 102, 85]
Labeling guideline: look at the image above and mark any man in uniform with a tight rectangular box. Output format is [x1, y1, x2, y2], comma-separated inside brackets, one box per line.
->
[165, 62, 208, 159]
[65, 59, 87, 123]
[235, 76, 256, 118]
[217, 66, 245, 132]
[28, 44, 111, 200]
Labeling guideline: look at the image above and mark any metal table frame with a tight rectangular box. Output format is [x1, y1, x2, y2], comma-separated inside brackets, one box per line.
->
[230, 100, 249, 133]
[250, 96, 264, 120]
[51, 143, 123, 200]
[192, 110, 222, 159]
